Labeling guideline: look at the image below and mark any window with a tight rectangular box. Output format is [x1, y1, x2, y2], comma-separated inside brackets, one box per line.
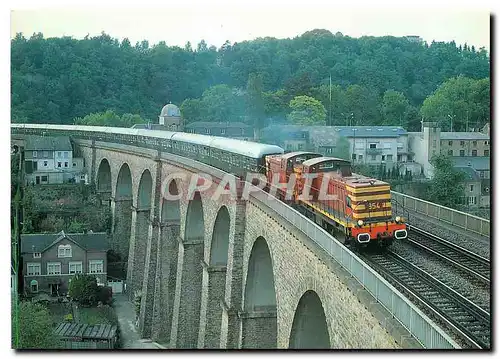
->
[32, 151, 37, 158]
[69, 262, 83, 274]
[205, 128, 211, 135]
[43, 161, 48, 167]
[387, 154, 393, 161]
[484, 150, 489, 156]
[63, 152, 68, 158]
[27, 263, 41, 276]
[383, 142, 391, 149]
[468, 196, 477, 205]
[58, 244, 72, 258]
[89, 260, 104, 274]
[448, 141, 453, 146]
[47, 262, 62, 275]
[397, 142, 403, 149]
[220, 128, 226, 135]
[58, 162, 62, 168]
[369, 143, 377, 149]
[58, 152, 62, 157]
[472, 141, 477, 147]
[30, 280, 38, 293]
[470, 185, 474, 192]
[297, 143, 304, 150]
[352, 154, 357, 160]
[326, 148, 332, 154]
[370, 155, 376, 161]
[440, 140, 444, 146]
[301, 132, 307, 139]
[73, 163, 77, 167]
[33, 252, 41, 259]
[358, 155, 363, 161]
[459, 150, 465, 157]
[448, 150, 453, 156]
[382, 155, 386, 161]
[64, 162, 68, 168]
[480, 171, 484, 178]
[355, 140, 364, 149]
[41, 176, 48, 182]
[472, 150, 477, 157]
[43, 151, 48, 157]
[485, 141, 489, 145]
[460, 141, 465, 146]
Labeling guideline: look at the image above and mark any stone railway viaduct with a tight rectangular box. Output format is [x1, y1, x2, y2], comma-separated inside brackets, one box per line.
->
[72, 138, 450, 349]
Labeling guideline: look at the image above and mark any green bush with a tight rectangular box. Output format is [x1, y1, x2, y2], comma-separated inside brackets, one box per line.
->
[68, 275, 98, 306]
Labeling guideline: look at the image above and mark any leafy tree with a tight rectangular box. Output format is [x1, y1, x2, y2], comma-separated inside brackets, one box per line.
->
[11, 31, 490, 128]
[420, 76, 490, 131]
[427, 154, 466, 208]
[287, 95, 327, 125]
[180, 98, 203, 123]
[344, 84, 381, 125]
[68, 274, 99, 306]
[74, 110, 147, 127]
[381, 90, 410, 125]
[98, 286, 113, 305]
[200, 84, 244, 122]
[14, 301, 59, 349]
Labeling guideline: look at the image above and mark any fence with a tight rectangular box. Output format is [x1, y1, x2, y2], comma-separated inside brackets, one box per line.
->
[391, 191, 490, 237]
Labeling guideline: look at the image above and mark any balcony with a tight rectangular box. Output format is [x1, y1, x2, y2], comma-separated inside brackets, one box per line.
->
[366, 148, 383, 154]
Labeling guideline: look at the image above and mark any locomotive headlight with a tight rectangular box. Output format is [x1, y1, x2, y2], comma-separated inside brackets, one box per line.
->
[357, 219, 364, 227]
[395, 216, 401, 223]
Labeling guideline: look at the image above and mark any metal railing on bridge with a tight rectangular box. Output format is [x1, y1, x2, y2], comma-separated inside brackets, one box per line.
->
[391, 191, 490, 237]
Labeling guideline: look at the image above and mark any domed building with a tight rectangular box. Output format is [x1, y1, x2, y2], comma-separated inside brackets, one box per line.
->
[159, 103, 182, 130]
[132, 102, 183, 131]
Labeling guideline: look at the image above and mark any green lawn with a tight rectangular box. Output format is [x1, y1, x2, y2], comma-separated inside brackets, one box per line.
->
[77, 306, 118, 325]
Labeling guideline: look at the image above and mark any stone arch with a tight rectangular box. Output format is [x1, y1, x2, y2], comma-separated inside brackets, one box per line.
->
[209, 206, 230, 266]
[152, 180, 181, 343]
[137, 169, 153, 209]
[111, 163, 133, 279]
[289, 290, 330, 349]
[115, 163, 132, 199]
[242, 237, 277, 349]
[201, 205, 231, 348]
[96, 158, 112, 192]
[185, 191, 204, 240]
[162, 180, 180, 223]
[127, 169, 154, 296]
[175, 191, 205, 348]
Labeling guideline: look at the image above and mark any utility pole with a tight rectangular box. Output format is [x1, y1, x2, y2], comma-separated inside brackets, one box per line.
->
[329, 74, 332, 127]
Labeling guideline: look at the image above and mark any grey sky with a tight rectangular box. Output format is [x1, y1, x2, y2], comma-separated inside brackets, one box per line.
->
[11, 5, 491, 51]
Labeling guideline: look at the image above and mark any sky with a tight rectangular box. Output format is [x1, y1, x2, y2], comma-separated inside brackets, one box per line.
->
[9, 1, 492, 51]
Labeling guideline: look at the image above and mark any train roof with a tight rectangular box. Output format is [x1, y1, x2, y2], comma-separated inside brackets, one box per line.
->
[302, 157, 351, 167]
[171, 132, 215, 147]
[11, 124, 285, 159]
[210, 137, 284, 158]
[280, 151, 322, 161]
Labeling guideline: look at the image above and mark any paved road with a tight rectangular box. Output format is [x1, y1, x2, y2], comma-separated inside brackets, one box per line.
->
[113, 294, 158, 349]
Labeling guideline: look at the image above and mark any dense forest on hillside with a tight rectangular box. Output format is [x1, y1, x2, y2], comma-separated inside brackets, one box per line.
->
[11, 30, 490, 130]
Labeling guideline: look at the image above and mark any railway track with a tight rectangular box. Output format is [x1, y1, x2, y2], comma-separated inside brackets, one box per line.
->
[407, 225, 490, 285]
[359, 250, 491, 349]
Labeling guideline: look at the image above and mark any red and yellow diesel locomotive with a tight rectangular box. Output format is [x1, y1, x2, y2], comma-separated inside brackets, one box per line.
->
[266, 151, 407, 247]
